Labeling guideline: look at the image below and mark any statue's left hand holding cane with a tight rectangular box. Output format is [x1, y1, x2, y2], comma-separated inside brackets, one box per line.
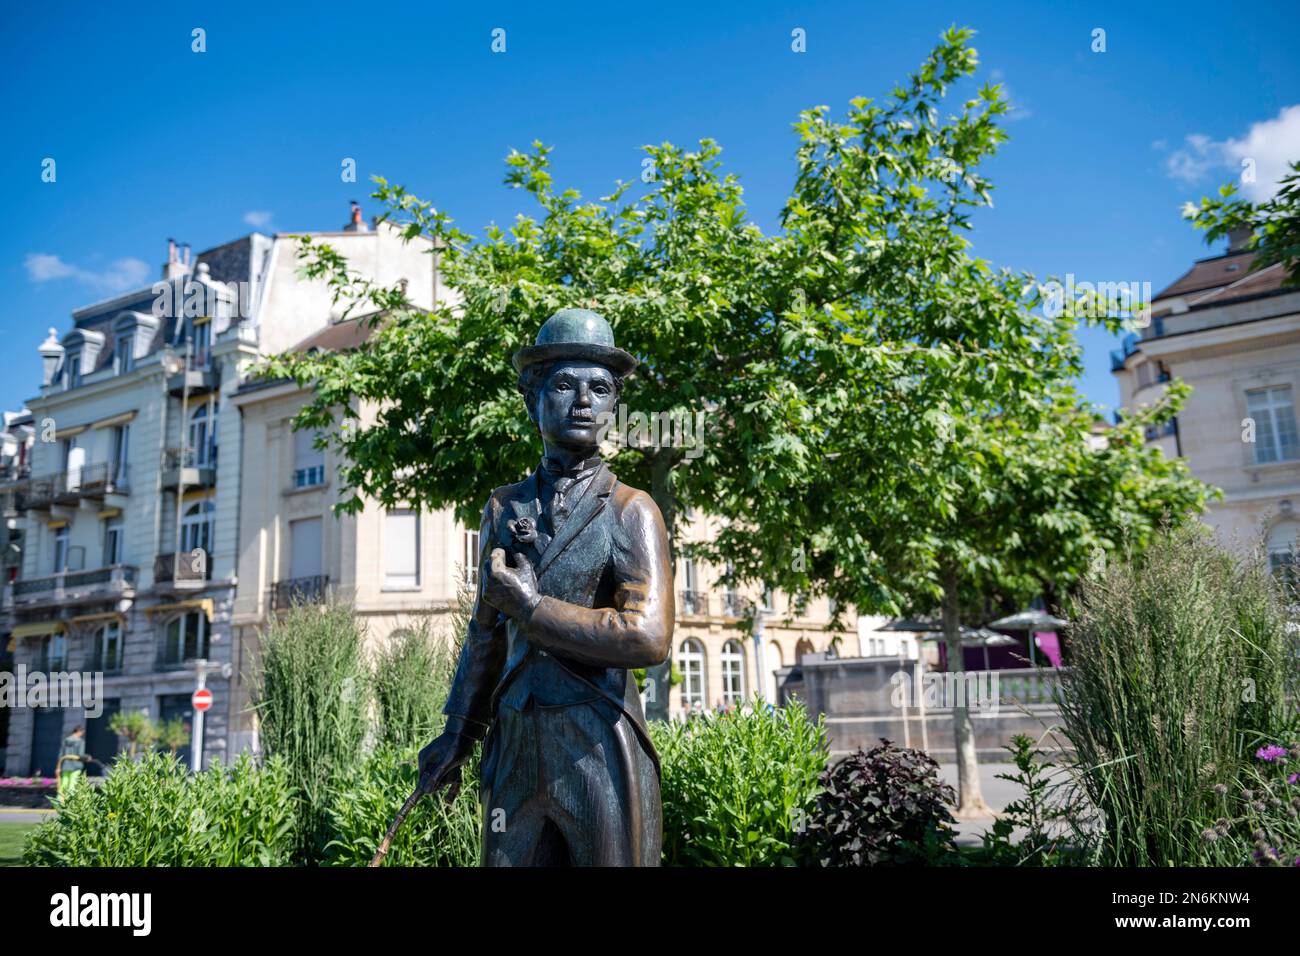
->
[369, 727, 476, 867]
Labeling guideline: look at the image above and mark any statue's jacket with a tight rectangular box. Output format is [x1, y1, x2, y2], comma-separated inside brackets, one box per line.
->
[442, 460, 674, 860]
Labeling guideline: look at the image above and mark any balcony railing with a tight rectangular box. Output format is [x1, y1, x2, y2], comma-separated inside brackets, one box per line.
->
[154, 551, 212, 586]
[270, 575, 330, 610]
[5, 564, 138, 610]
[24, 462, 129, 508]
[678, 589, 708, 616]
[156, 638, 210, 671]
[166, 356, 218, 396]
[969, 666, 1065, 708]
[161, 447, 216, 491]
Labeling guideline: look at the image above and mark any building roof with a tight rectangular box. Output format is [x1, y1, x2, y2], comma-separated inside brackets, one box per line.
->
[1154, 249, 1290, 309]
[289, 314, 378, 353]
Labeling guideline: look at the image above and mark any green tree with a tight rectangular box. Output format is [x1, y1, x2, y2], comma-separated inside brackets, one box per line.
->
[261, 27, 1029, 569]
[109, 710, 160, 759]
[159, 716, 190, 757]
[258, 28, 1212, 812]
[837, 383, 1213, 813]
[1184, 158, 1300, 284]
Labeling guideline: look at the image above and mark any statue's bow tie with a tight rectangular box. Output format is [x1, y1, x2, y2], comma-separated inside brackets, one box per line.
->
[540, 457, 601, 481]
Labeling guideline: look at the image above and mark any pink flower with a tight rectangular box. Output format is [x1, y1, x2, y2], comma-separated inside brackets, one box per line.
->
[1256, 744, 1288, 762]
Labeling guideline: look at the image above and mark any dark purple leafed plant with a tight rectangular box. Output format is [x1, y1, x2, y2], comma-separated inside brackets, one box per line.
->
[801, 738, 958, 866]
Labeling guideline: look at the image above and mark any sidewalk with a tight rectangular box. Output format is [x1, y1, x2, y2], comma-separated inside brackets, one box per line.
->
[936, 763, 1023, 846]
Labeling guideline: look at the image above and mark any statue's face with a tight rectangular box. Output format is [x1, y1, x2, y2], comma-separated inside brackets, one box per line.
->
[534, 362, 618, 450]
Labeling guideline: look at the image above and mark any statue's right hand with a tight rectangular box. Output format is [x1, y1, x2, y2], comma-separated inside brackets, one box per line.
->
[415, 732, 471, 797]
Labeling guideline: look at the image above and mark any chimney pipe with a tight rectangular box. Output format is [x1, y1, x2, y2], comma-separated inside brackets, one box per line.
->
[1227, 226, 1253, 254]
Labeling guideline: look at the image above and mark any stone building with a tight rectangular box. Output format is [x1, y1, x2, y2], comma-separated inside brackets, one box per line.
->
[1111, 229, 1300, 567]
[1, 210, 435, 773]
[2, 204, 855, 772]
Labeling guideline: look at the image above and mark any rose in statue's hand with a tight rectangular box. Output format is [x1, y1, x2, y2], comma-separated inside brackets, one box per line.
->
[483, 547, 541, 621]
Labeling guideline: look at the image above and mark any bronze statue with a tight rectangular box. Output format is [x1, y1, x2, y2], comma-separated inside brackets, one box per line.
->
[414, 309, 674, 866]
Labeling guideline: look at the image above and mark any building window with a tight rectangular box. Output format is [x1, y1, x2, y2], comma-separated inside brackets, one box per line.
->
[52, 525, 69, 573]
[191, 320, 212, 368]
[1267, 520, 1299, 599]
[463, 529, 480, 587]
[114, 333, 134, 373]
[41, 632, 68, 671]
[287, 516, 323, 581]
[384, 510, 419, 588]
[181, 500, 214, 556]
[292, 428, 325, 489]
[721, 639, 745, 706]
[188, 405, 217, 466]
[762, 587, 774, 612]
[110, 425, 130, 485]
[104, 520, 124, 566]
[96, 621, 123, 673]
[677, 639, 706, 711]
[65, 354, 81, 390]
[1248, 386, 1300, 464]
[163, 611, 209, 666]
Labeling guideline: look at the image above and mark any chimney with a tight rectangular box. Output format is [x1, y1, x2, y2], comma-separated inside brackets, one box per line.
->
[343, 200, 370, 232]
[39, 328, 64, 386]
[1227, 226, 1254, 253]
[163, 237, 191, 280]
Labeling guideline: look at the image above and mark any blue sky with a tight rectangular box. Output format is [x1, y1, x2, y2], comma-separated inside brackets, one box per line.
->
[2, 0, 1297, 416]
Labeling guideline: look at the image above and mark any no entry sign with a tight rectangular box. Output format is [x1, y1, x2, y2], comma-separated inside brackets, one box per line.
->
[192, 688, 213, 712]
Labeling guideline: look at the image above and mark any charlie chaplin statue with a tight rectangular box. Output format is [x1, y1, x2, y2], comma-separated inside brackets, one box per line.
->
[416, 309, 674, 866]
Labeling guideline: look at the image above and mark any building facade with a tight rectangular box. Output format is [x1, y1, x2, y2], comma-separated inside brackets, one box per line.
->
[1112, 230, 1300, 567]
[1, 212, 436, 773]
[3, 207, 856, 772]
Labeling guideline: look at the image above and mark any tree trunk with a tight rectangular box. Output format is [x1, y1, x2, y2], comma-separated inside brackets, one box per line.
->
[941, 562, 992, 819]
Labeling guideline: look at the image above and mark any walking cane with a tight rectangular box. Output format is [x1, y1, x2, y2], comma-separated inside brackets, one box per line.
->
[369, 766, 461, 867]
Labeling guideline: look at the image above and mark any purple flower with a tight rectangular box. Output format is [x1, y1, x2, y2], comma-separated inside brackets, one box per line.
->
[1256, 744, 1288, 762]
[1288, 773, 1298, 785]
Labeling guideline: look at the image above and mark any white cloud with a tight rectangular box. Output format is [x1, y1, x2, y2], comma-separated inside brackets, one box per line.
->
[1166, 104, 1300, 201]
[243, 210, 273, 229]
[989, 68, 1031, 122]
[24, 253, 150, 292]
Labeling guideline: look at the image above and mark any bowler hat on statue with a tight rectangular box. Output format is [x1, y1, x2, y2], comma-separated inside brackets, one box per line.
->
[511, 308, 638, 376]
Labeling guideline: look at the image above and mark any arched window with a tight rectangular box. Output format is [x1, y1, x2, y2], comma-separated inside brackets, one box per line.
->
[721, 639, 745, 706]
[181, 499, 215, 556]
[795, 637, 815, 663]
[163, 610, 209, 666]
[677, 638, 706, 711]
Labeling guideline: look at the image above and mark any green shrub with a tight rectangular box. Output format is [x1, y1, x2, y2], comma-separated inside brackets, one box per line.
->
[801, 739, 957, 866]
[23, 752, 298, 866]
[253, 600, 371, 863]
[652, 700, 827, 866]
[372, 616, 459, 751]
[1059, 522, 1298, 866]
[324, 743, 481, 867]
[976, 734, 1082, 867]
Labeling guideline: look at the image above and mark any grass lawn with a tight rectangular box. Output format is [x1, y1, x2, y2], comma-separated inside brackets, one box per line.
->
[0, 821, 36, 866]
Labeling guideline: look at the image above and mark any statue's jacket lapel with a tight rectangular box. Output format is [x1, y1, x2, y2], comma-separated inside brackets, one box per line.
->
[488, 462, 659, 771]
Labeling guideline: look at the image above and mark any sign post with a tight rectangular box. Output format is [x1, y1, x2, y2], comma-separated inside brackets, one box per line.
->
[188, 659, 230, 773]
